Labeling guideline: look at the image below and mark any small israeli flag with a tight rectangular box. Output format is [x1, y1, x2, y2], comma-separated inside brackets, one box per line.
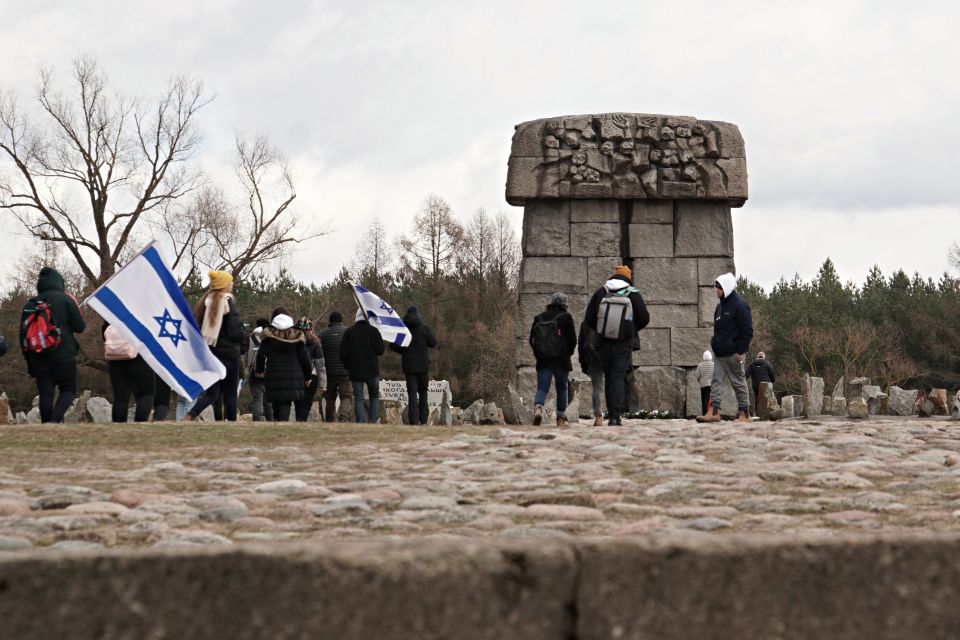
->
[85, 242, 226, 400]
[351, 283, 412, 347]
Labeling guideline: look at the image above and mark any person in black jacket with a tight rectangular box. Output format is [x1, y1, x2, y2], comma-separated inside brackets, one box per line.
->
[19, 267, 86, 423]
[320, 311, 353, 422]
[577, 319, 604, 426]
[697, 272, 753, 424]
[184, 271, 244, 422]
[255, 313, 313, 422]
[389, 305, 437, 425]
[340, 308, 385, 423]
[294, 317, 326, 422]
[530, 293, 577, 426]
[746, 351, 776, 413]
[583, 265, 650, 426]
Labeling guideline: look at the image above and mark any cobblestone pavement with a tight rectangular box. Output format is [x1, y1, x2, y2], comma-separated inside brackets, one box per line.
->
[1, 416, 959, 552]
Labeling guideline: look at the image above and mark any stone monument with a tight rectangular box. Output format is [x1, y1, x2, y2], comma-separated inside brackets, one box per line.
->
[506, 113, 747, 413]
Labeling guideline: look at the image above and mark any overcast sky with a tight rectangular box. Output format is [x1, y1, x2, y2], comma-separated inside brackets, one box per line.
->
[2, 0, 958, 290]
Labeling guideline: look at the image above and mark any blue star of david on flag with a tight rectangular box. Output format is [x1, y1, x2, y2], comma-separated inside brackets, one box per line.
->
[154, 308, 186, 348]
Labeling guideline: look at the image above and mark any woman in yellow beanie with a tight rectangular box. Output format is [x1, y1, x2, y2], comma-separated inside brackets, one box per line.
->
[183, 270, 244, 422]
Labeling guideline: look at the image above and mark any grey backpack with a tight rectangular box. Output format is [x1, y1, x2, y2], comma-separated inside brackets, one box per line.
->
[597, 287, 635, 340]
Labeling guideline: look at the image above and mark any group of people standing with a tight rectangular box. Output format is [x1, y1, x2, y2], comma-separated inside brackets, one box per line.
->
[16, 268, 438, 425]
[529, 264, 760, 426]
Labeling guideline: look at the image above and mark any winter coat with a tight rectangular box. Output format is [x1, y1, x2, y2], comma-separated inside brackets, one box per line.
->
[340, 320, 385, 381]
[320, 323, 348, 378]
[583, 275, 651, 346]
[198, 294, 245, 362]
[255, 327, 312, 403]
[20, 267, 86, 364]
[245, 331, 264, 375]
[710, 273, 753, 358]
[389, 311, 437, 374]
[529, 304, 577, 371]
[577, 319, 602, 373]
[696, 359, 715, 388]
[747, 358, 776, 387]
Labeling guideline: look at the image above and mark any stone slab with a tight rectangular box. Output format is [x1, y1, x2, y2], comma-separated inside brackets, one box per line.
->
[519, 257, 589, 294]
[674, 201, 734, 258]
[570, 223, 620, 257]
[631, 201, 673, 224]
[628, 224, 673, 258]
[587, 257, 622, 288]
[630, 366, 687, 415]
[888, 387, 917, 416]
[698, 287, 717, 327]
[646, 305, 698, 329]
[569, 200, 620, 223]
[522, 201, 570, 256]
[698, 257, 738, 286]
[632, 258, 698, 304]
[636, 328, 671, 366]
[671, 328, 715, 367]
[802, 376, 824, 418]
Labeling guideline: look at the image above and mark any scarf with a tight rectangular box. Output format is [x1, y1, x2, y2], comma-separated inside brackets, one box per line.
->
[201, 292, 233, 346]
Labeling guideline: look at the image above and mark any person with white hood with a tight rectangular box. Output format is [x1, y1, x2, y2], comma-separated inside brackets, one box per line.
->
[254, 308, 313, 422]
[697, 272, 753, 423]
[583, 265, 650, 426]
[696, 351, 714, 415]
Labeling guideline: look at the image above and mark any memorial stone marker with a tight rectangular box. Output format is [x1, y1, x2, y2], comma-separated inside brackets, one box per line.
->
[506, 113, 747, 414]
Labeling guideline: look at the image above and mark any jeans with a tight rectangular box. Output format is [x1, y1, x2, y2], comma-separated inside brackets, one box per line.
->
[176, 396, 196, 421]
[588, 366, 605, 418]
[32, 359, 77, 423]
[108, 357, 155, 422]
[599, 341, 632, 421]
[534, 367, 569, 417]
[323, 376, 353, 422]
[189, 357, 240, 421]
[405, 372, 429, 425]
[352, 377, 380, 423]
[249, 378, 272, 421]
[710, 354, 750, 412]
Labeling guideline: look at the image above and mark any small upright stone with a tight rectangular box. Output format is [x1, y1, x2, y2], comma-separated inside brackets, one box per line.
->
[832, 396, 847, 416]
[888, 387, 918, 416]
[801, 375, 824, 418]
[831, 377, 845, 399]
[952, 394, 960, 421]
[821, 395, 833, 415]
[928, 389, 949, 416]
[756, 382, 778, 420]
[781, 396, 795, 418]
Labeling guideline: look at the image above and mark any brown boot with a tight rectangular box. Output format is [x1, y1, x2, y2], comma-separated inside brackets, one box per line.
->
[695, 402, 721, 423]
[556, 416, 569, 427]
[593, 416, 603, 427]
[182, 413, 193, 422]
[735, 409, 752, 423]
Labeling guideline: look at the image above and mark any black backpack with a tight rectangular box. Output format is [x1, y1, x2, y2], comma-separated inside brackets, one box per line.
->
[531, 314, 568, 360]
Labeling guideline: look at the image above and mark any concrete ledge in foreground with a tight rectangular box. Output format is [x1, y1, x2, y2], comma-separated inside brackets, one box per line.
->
[2, 534, 960, 639]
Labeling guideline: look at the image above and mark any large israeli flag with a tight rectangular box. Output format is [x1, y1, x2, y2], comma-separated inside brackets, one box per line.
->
[351, 283, 412, 347]
[85, 242, 226, 400]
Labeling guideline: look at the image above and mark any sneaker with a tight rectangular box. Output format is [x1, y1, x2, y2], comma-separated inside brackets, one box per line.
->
[533, 405, 543, 426]
[593, 416, 603, 427]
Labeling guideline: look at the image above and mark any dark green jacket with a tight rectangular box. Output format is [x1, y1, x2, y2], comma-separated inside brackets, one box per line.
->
[20, 267, 86, 363]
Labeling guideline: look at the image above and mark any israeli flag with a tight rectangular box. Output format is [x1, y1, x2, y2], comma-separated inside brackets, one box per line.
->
[85, 242, 226, 400]
[351, 283, 412, 347]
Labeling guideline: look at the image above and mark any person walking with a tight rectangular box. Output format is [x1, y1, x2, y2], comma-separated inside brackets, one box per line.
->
[184, 271, 244, 422]
[746, 351, 776, 412]
[583, 265, 650, 426]
[320, 311, 353, 422]
[19, 267, 86, 423]
[577, 319, 604, 426]
[389, 305, 437, 425]
[294, 317, 326, 422]
[245, 319, 272, 421]
[255, 313, 313, 422]
[530, 293, 576, 426]
[697, 272, 753, 423]
[696, 351, 714, 415]
[102, 322, 155, 422]
[340, 308, 385, 423]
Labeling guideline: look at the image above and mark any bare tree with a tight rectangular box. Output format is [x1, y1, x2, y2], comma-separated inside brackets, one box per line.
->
[398, 194, 463, 288]
[352, 216, 393, 283]
[462, 208, 494, 289]
[0, 57, 209, 286]
[950, 241, 960, 272]
[490, 212, 521, 293]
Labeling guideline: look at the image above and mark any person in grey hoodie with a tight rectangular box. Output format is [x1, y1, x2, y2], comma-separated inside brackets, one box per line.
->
[697, 272, 753, 423]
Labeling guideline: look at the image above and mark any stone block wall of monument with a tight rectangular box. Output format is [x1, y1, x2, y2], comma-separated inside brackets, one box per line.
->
[505, 113, 748, 416]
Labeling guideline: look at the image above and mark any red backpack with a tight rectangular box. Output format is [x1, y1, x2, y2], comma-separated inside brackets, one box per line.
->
[22, 298, 62, 354]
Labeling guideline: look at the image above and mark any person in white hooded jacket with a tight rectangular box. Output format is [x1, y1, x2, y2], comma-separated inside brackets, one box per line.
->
[583, 265, 650, 426]
[697, 272, 753, 423]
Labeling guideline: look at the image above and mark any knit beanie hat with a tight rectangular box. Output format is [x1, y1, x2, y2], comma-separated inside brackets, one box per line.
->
[329, 311, 343, 323]
[208, 270, 233, 290]
[550, 292, 568, 308]
[614, 265, 632, 279]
